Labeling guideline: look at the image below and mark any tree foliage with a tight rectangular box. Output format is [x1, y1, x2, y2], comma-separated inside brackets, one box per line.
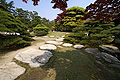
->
[64, 20, 117, 47]
[33, 24, 49, 36]
[85, 0, 120, 22]
[0, 0, 15, 13]
[0, 5, 31, 50]
[56, 7, 86, 31]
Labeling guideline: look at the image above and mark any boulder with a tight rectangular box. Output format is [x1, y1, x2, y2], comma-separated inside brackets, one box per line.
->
[46, 41, 63, 46]
[55, 38, 64, 42]
[40, 44, 57, 50]
[85, 48, 120, 64]
[101, 52, 120, 63]
[109, 64, 120, 69]
[0, 62, 25, 80]
[14, 48, 53, 68]
[99, 45, 120, 57]
[74, 45, 84, 49]
[85, 48, 101, 57]
[62, 43, 73, 47]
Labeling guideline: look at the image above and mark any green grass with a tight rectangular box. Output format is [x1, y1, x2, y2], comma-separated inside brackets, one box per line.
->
[15, 47, 120, 80]
[47, 32, 66, 38]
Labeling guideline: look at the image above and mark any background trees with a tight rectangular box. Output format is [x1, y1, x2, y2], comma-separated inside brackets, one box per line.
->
[0, 0, 15, 13]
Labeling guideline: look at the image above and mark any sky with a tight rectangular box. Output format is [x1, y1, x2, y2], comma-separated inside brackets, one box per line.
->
[6, 0, 96, 21]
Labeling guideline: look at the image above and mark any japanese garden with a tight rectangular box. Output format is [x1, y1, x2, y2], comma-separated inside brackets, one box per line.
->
[0, 0, 120, 80]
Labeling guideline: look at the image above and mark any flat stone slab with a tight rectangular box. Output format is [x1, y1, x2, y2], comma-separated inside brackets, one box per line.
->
[0, 62, 26, 80]
[50, 36, 55, 38]
[55, 38, 64, 42]
[62, 43, 73, 47]
[40, 44, 57, 50]
[46, 41, 63, 46]
[74, 45, 84, 49]
[14, 48, 53, 68]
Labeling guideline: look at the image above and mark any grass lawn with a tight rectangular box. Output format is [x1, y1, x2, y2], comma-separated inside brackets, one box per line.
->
[16, 47, 120, 80]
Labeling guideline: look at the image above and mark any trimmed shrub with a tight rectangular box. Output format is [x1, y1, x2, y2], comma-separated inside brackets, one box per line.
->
[33, 24, 49, 36]
[0, 35, 30, 50]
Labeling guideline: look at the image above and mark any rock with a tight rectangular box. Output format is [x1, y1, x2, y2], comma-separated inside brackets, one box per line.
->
[66, 33, 70, 34]
[85, 48, 101, 57]
[43, 36, 48, 38]
[58, 46, 63, 48]
[99, 45, 120, 57]
[101, 45, 119, 50]
[0, 62, 25, 80]
[50, 36, 54, 38]
[14, 48, 53, 68]
[46, 41, 63, 46]
[74, 45, 84, 49]
[40, 44, 57, 50]
[62, 43, 73, 47]
[101, 52, 120, 63]
[109, 64, 120, 69]
[62, 35, 65, 38]
[55, 38, 64, 42]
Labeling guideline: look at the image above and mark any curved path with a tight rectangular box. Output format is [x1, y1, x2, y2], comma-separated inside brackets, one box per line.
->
[0, 36, 56, 66]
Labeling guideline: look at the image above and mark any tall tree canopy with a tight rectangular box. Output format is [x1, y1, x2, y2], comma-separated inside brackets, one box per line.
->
[22, 0, 120, 22]
[85, 0, 120, 22]
[23, 0, 68, 21]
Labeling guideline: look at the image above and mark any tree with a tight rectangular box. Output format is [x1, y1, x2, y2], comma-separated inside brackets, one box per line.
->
[58, 7, 86, 31]
[64, 20, 115, 47]
[22, 0, 69, 21]
[85, 0, 120, 22]
[0, 0, 15, 13]
[0, 5, 31, 49]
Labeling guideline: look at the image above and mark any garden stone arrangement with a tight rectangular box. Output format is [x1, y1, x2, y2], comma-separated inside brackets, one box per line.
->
[40, 44, 57, 50]
[1, 33, 120, 80]
[0, 62, 26, 80]
[84, 47, 120, 69]
[14, 48, 53, 68]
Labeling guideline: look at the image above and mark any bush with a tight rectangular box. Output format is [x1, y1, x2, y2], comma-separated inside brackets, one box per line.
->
[0, 6, 32, 50]
[0, 35, 30, 50]
[33, 25, 49, 36]
[64, 20, 116, 48]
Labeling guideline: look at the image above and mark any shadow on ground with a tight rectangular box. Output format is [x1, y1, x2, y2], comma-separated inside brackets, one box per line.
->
[16, 48, 120, 80]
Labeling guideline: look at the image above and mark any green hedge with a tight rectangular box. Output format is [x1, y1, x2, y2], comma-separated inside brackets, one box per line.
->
[0, 35, 30, 50]
[33, 24, 49, 36]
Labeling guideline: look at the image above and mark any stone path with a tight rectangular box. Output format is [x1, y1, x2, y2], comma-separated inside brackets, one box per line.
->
[1, 32, 120, 80]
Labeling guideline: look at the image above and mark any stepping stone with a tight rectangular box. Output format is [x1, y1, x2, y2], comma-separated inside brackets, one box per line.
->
[0, 62, 26, 80]
[46, 41, 63, 46]
[74, 45, 84, 49]
[14, 48, 53, 68]
[55, 38, 64, 42]
[62, 35, 65, 38]
[40, 44, 57, 50]
[43, 36, 48, 38]
[50, 36, 55, 38]
[62, 43, 73, 47]
[58, 46, 63, 48]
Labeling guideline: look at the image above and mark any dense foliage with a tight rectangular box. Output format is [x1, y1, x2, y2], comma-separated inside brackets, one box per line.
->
[55, 7, 86, 31]
[0, 5, 31, 50]
[64, 20, 120, 48]
[33, 24, 49, 36]
[85, 0, 120, 22]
